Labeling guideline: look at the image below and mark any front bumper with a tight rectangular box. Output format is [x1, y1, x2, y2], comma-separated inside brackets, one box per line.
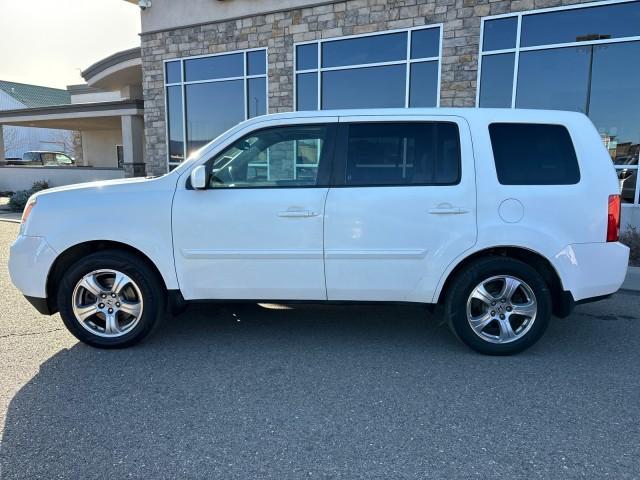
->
[9, 234, 58, 300]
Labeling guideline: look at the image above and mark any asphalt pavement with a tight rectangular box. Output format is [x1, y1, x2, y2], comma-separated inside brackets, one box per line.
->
[1, 222, 639, 479]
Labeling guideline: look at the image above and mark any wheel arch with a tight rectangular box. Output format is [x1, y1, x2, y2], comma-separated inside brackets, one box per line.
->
[435, 246, 567, 316]
[46, 240, 169, 314]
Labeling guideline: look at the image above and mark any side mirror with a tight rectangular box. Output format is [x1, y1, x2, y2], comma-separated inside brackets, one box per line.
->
[190, 165, 207, 189]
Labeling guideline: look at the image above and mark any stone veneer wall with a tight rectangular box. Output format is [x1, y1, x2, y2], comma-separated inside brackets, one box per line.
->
[141, 0, 599, 176]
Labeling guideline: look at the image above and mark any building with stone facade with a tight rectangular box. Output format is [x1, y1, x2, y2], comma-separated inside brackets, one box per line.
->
[122, 0, 639, 226]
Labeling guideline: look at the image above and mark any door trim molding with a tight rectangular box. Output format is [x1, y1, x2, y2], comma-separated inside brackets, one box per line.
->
[181, 249, 324, 259]
[324, 249, 428, 260]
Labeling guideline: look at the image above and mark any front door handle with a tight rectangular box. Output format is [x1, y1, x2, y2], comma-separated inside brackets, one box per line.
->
[278, 210, 319, 218]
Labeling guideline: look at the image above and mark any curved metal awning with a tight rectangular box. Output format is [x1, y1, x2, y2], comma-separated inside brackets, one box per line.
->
[0, 100, 143, 130]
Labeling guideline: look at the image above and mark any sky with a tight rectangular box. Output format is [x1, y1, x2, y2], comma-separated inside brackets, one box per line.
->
[0, 0, 140, 89]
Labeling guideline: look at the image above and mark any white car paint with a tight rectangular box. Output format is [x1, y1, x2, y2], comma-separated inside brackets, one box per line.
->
[9, 108, 629, 310]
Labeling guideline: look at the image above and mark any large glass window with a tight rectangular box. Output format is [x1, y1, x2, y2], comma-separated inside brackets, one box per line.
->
[295, 26, 442, 111]
[164, 48, 267, 169]
[344, 122, 460, 186]
[478, 0, 640, 205]
[206, 125, 329, 188]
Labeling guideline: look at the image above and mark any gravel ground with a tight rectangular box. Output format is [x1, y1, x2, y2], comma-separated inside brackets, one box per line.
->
[0, 222, 639, 479]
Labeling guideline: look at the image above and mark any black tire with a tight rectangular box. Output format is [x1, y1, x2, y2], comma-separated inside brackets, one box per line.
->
[56, 249, 165, 348]
[443, 256, 551, 355]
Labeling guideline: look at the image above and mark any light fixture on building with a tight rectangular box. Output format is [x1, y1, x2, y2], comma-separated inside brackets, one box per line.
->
[138, 0, 152, 10]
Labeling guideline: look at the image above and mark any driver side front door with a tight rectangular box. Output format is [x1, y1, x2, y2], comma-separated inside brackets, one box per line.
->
[172, 122, 337, 300]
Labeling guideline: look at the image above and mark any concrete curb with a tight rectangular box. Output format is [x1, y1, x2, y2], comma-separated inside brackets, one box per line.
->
[0, 207, 21, 223]
[622, 266, 640, 292]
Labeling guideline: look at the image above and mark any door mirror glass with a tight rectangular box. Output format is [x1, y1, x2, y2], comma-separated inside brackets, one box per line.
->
[190, 165, 207, 189]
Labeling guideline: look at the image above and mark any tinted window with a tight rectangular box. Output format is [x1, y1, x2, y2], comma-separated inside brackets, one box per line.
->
[184, 53, 243, 82]
[296, 44, 318, 70]
[296, 73, 318, 110]
[208, 125, 329, 188]
[516, 47, 590, 113]
[247, 77, 266, 118]
[322, 32, 407, 68]
[520, 1, 640, 47]
[185, 80, 245, 155]
[166, 85, 184, 163]
[410, 28, 440, 59]
[322, 65, 406, 109]
[479, 53, 514, 107]
[489, 123, 580, 185]
[345, 122, 461, 186]
[483, 17, 518, 51]
[409, 61, 438, 107]
[589, 41, 640, 167]
[165, 61, 181, 83]
[246, 50, 266, 76]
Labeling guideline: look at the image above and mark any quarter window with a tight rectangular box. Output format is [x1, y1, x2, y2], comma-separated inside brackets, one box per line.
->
[489, 123, 580, 185]
[478, 0, 640, 204]
[295, 26, 442, 111]
[164, 49, 268, 169]
[207, 125, 330, 188]
[344, 122, 460, 186]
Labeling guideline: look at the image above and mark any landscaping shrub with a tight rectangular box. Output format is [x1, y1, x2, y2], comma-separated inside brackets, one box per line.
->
[621, 224, 640, 266]
[8, 190, 32, 212]
[7, 180, 50, 212]
[30, 180, 50, 193]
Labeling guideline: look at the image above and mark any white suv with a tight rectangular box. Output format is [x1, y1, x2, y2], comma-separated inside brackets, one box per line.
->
[9, 109, 629, 355]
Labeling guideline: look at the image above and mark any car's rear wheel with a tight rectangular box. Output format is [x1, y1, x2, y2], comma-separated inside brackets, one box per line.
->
[56, 250, 164, 348]
[444, 256, 551, 355]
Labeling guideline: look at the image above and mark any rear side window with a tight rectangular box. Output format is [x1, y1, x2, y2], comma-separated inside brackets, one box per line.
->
[344, 122, 461, 186]
[489, 123, 580, 185]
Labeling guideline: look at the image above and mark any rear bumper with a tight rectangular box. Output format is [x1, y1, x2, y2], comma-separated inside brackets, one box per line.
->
[9, 234, 57, 300]
[554, 242, 629, 302]
[23, 295, 53, 315]
[555, 291, 614, 318]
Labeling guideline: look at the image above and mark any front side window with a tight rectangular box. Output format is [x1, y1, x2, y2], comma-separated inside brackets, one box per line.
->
[295, 26, 442, 111]
[55, 153, 73, 165]
[344, 122, 460, 186]
[164, 48, 268, 169]
[489, 123, 580, 185]
[41, 153, 56, 165]
[478, 1, 640, 204]
[207, 125, 329, 188]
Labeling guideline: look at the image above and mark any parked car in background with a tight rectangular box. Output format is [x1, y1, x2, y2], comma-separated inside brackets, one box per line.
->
[6, 151, 75, 167]
[8, 108, 629, 355]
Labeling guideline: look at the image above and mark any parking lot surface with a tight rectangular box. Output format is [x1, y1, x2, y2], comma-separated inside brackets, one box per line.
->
[0, 222, 639, 479]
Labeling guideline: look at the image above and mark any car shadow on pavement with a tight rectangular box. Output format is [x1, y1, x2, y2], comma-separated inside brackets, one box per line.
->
[1, 302, 637, 479]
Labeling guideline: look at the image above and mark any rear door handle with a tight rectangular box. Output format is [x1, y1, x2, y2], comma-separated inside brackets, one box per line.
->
[278, 210, 319, 218]
[428, 207, 470, 215]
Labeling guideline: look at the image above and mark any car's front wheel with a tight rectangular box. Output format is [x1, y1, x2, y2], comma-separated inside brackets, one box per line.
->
[56, 250, 165, 348]
[444, 256, 551, 355]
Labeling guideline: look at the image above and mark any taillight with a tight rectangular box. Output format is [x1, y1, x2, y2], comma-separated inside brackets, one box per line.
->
[607, 194, 620, 242]
[21, 197, 36, 224]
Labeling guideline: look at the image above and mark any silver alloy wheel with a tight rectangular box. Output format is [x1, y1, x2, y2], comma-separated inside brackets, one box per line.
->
[72, 269, 144, 338]
[465, 275, 537, 344]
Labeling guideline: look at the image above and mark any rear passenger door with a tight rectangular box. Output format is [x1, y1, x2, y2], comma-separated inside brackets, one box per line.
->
[324, 116, 477, 302]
